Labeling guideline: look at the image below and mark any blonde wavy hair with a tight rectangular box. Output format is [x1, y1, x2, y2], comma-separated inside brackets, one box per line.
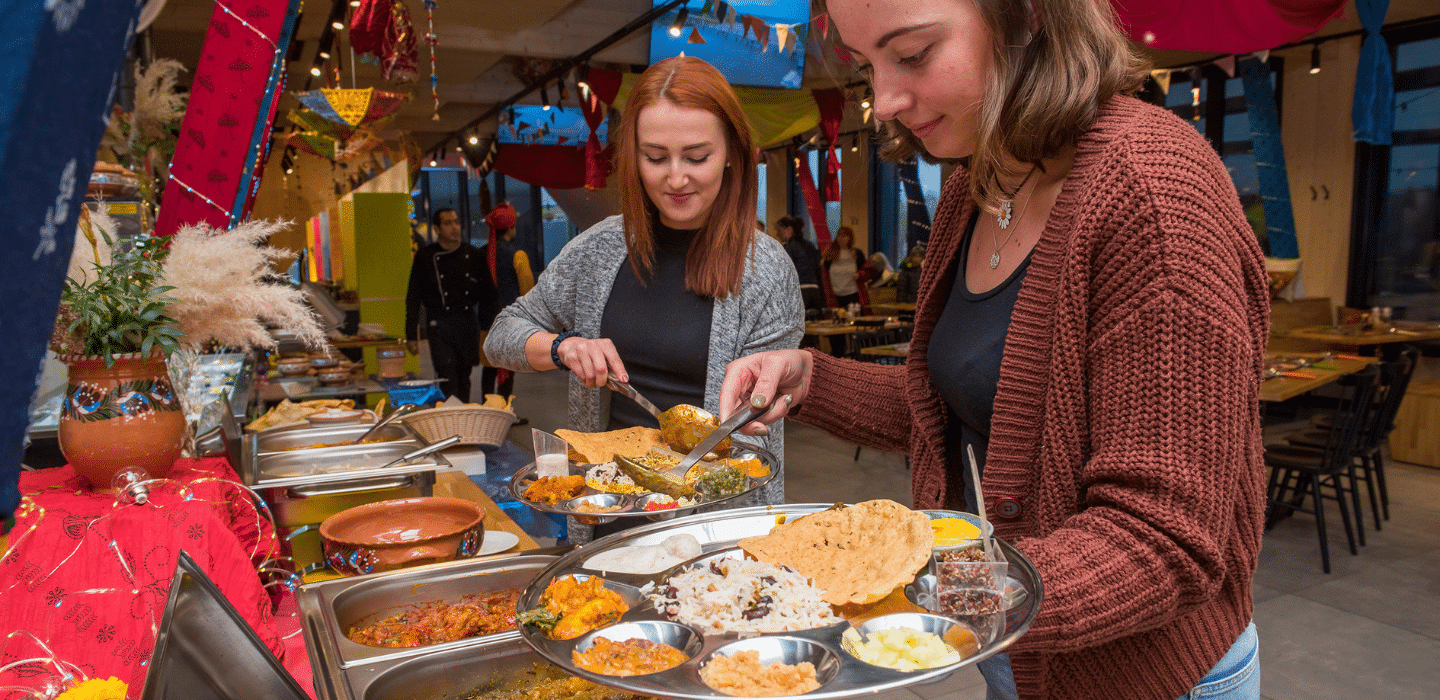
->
[823, 0, 1149, 213]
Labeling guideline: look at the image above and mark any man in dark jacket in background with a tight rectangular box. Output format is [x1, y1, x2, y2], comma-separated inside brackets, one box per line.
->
[405, 207, 497, 401]
[775, 215, 825, 310]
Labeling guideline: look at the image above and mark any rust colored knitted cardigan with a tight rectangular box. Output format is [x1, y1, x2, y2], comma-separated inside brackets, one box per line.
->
[794, 97, 1271, 700]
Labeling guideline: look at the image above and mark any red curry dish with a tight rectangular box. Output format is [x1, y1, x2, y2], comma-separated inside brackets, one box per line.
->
[347, 589, 521, 647]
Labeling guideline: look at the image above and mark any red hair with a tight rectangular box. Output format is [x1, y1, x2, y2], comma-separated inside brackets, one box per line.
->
[615, 56, 759, 299]
[823, 226, 856, 263]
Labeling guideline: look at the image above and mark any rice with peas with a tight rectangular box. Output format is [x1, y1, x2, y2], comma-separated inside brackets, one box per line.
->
[653, 559, 840, 634]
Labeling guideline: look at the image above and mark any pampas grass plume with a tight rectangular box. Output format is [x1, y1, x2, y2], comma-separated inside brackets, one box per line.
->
[161, 219, 327, 352]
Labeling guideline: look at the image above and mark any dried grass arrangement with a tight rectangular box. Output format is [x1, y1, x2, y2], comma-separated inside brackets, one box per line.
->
[160, 219, 327, 352]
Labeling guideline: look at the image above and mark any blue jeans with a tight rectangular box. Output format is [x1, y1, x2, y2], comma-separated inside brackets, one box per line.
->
[979, 621, 1260, 700]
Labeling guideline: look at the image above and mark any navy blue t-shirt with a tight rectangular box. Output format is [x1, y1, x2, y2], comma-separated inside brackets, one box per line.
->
[927, 212, 1033, 511]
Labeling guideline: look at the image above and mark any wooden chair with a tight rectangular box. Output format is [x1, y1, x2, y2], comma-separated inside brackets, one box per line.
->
[1264, 365, 1379, 573]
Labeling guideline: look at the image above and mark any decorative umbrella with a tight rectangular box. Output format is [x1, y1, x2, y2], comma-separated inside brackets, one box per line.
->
[287, 130, 385, 163]
[295, 88, 407, 128]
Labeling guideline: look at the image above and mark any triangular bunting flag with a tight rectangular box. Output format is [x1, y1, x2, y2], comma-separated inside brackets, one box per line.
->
[1213, 55, 1236, 78]
[775, 24, 789, 53]
[1255, 49, 1270, 63]
[785, 31, 798, 55]
[740, 15, 754, 41]
[702, 0, 714, 17]
[756, 20, 769, 52]
[689, 27, 707, 44]
[1150, 69, 1171, 94]
[814, 13, 828, 39]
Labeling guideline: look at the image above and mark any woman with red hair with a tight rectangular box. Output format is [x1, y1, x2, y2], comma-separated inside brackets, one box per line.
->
[485, 57, 803, 540]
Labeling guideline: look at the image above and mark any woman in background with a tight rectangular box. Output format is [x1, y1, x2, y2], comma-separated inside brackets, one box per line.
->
[485, 56, 802, 540]
[821, 225, 866, 309]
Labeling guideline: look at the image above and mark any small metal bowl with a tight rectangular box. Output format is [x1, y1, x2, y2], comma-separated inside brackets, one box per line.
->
[316, 369, 350, 386]
[565, 493, 629, 525]
[310, 356, 341, 370]
[573, 621, 703, 675]
[700, 636, 841, 690]
[634, 493, 684, 522]
[847, 612, 977, 670]
[276, 359, 310, 376]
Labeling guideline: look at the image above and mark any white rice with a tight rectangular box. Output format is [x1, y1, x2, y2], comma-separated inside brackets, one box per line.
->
[652, 559, 840, 634]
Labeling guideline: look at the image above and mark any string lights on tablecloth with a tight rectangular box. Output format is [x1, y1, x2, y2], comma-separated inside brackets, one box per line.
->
[0, 467, 298, 694]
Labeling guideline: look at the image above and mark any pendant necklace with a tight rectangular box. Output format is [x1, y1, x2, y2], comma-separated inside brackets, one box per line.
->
[990, 165, 1038, 269]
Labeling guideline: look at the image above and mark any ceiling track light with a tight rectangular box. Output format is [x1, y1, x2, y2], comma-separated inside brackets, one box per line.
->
[310, 66, 322, 77]
[331, 21, 345, 30]
[541, 85, 551, 111]
[319, 51, 331, 60]
[669, 7, 689, 38]
[576, 63, 591, 91]
[468, 135, 479, 145]
[1310, 43, 1322, 74]
[860, 98, 871, 110]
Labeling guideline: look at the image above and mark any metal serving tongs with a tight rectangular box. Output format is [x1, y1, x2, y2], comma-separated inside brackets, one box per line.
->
[608, 377, 726, 453]
[670, 395, 782, 477]
[373, 435, 461, 470]
[349, 403, 418, 445]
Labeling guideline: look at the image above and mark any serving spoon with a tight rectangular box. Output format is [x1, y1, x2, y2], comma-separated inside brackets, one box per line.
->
[607, 377, 728, 454]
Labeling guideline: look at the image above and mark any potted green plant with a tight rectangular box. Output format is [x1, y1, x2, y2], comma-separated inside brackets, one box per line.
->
[52, 211, 328, 491]
[52, 213, 187, 490]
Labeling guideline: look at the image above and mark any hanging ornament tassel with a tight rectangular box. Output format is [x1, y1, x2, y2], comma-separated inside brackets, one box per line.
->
[425, 0, 439, 120]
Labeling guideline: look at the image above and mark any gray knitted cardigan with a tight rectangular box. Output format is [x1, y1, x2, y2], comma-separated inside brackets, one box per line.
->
[484, 215, 804, 534]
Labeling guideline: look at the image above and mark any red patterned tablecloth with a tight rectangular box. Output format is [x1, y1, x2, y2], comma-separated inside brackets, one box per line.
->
[0, 457, 314, 697]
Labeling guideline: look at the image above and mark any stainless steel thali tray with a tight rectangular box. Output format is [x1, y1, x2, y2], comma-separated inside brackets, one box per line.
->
[507, 445, 779, 522]
[516, 504, 1044, 700]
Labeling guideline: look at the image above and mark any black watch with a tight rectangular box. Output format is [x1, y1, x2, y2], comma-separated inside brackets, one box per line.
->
[551, 331, 583, 370]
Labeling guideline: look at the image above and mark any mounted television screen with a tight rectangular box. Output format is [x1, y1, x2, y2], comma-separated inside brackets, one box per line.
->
[649, 0, 809, 89]
[497, 106, 606, 146]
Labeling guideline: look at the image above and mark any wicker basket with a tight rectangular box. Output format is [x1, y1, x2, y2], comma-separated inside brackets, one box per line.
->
[402, 406, 514, 449]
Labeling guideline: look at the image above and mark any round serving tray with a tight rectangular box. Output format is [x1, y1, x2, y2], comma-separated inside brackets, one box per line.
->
[516, 504, 1043, 700]
[507, 445, 780, 522]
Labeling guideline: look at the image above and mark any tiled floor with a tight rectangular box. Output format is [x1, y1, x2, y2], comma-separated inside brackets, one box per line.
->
[490, 368, 1440, 700]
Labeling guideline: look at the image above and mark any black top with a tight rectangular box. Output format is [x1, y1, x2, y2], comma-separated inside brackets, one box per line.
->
[404, 241, 498, 340]
[927, 212, 1032, 511]
[493, 237, 524, 308]
[600, 223, 714, 430]
[783, 236, 822, 286]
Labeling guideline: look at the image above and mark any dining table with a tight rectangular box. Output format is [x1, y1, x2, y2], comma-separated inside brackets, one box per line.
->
[859, 341, 910, 358]
[804, 318, 912, 356]
[1259, 352, 1376, 403]
[1278, 322, 1440, 357]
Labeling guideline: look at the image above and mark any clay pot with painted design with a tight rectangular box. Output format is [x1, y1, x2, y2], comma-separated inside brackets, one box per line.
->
[57, 352, 186, 491]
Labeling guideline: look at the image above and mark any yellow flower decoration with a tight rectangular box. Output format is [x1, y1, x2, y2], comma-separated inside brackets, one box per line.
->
[56, 677, 127, 700]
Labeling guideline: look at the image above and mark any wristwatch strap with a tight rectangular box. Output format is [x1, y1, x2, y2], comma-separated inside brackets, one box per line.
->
[551, 331, 582, 370]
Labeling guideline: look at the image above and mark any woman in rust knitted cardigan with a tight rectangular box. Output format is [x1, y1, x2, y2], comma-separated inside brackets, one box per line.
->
[720, 1, 1271, 700]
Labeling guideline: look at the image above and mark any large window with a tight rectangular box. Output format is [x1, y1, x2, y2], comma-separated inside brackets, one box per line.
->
[1164, 65, 1276, 251]
[892, 158, 942, 262]
[539, 188, 578, 266]
[756, 161, 767, 230]
[1373, 35, 1440, 315]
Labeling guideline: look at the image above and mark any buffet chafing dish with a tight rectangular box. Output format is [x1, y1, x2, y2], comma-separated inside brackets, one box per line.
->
[240, 422, 450, 569]
[299, 553, 565, 700]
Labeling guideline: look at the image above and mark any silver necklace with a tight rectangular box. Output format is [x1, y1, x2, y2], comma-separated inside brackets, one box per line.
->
[990, 166, 1038, 269]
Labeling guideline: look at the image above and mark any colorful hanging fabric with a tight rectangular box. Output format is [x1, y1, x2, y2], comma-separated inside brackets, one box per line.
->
[1239, 57, 1299, 258]
[156, 0, 302, 236]
[1112, 0, 1345, 53]
[812, 88, 844, 201]
[795, 150, 839, 308]
[1, 0, 149, 529]
[296, 88, 407, 127]
[424, 0, 439, 120]
[1352, 0, 1393, 145]
[350, 0, 418, 84]
[582, 67, 622, 190]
